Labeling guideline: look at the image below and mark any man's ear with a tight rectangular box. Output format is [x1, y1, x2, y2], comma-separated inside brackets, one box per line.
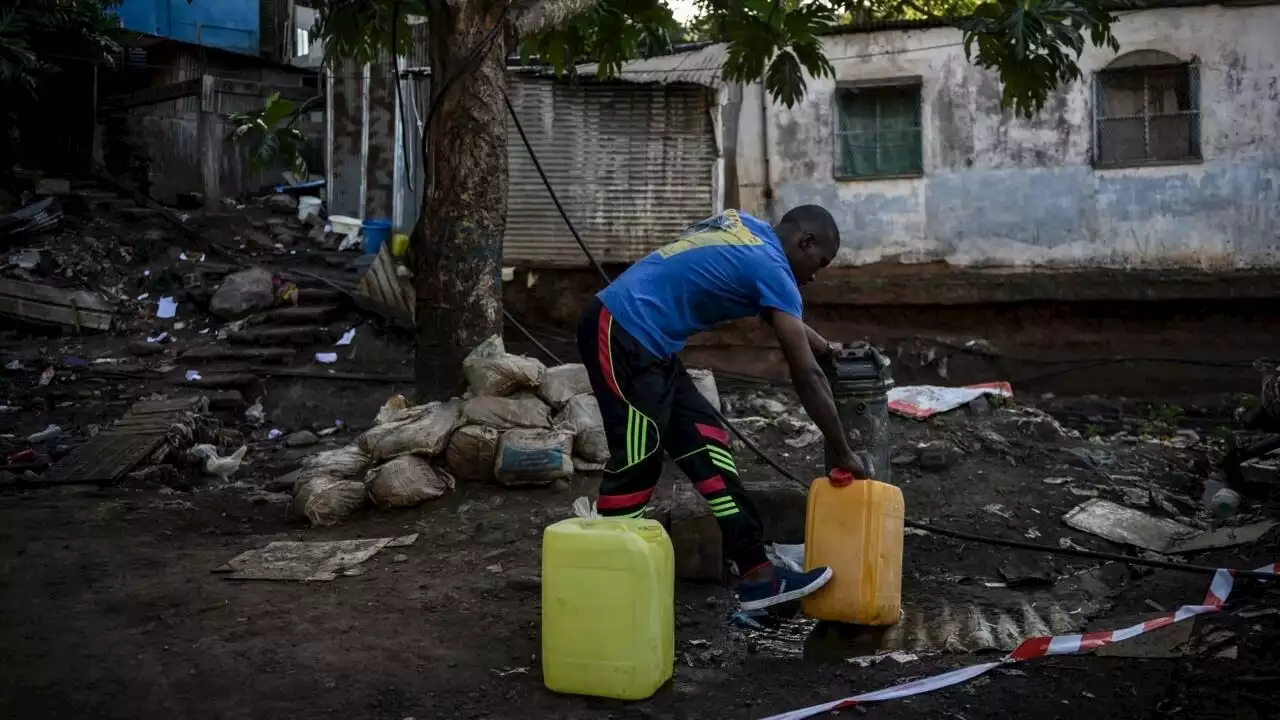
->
[799, 232, 815, 250]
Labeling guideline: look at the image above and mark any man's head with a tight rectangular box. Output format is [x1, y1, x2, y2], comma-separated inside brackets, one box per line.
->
[774, 205, 840, 287]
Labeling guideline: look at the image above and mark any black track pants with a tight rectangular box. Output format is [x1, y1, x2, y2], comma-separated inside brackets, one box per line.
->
[576, 297, 770, 575]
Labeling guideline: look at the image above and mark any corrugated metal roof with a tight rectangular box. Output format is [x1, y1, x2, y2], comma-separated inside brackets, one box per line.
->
[573, 43, 728, 88]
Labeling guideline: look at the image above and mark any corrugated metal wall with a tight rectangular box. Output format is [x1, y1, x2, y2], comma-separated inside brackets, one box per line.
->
[328, 57, 366, 218]
[504, 78, 718, 267]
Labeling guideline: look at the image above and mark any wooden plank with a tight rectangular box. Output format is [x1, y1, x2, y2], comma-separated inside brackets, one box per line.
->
[0, 279, 116, 312]
[100, 78, 201, 112]
[0, 295, 114, 331]
[47, 433, 167, 484]
[130, 397, 209, 415]
[213, 78, 317, 103]
[198, 75, 221, 209]
[181, 346, 297, 363]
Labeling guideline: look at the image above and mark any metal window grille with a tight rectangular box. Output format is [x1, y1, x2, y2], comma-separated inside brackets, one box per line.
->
[834, 84, 923, 179]
[1095, 64, 1201, 167]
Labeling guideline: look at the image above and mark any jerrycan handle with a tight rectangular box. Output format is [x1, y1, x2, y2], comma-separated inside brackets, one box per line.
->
[829, 468, 855, 487]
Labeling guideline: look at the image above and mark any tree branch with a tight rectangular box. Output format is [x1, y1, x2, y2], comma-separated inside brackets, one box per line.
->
[513, 0, 600, 39]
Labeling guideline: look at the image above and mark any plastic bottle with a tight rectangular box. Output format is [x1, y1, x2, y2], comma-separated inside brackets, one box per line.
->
[541, 503, 674, 700]
[801, 468, 905, 625]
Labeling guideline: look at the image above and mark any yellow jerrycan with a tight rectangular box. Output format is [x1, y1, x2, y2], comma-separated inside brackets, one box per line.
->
[801, 469, 905, 625]
[541, 499, 674, 700]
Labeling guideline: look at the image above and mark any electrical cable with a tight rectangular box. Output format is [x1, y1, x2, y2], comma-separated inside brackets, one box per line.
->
[500, 85, 1279, 580]
[503, 90, 612, 287]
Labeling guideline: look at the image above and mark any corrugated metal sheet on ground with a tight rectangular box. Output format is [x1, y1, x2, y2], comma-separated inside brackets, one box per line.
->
[356, 244, 414, 326]
[505, 78, 717, 267]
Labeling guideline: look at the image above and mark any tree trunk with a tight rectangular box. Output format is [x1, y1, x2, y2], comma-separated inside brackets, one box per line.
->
[411, 0, 511, 401]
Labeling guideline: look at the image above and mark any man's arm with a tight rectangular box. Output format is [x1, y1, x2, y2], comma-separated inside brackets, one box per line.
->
[804, 323, 836, 360]
[764, 309, 866, 477]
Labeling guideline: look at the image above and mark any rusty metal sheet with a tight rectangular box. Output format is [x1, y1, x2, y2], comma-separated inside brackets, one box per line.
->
[355, 244, 414, 327]
[504, 79, 717, 268]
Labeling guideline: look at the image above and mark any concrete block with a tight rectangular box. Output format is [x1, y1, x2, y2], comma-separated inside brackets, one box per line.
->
[743, 476, 808, 543]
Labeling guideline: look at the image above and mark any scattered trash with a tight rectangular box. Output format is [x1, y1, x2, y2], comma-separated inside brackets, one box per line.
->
[336, 328, 356, 346]
[156, 296, 177, 319]
[185, 370, 202, 381]
[983, 503, 1013, 520]
[847, 651, 920, 668]
[38, 367, 55, 386]
[492, 667, 529, 677]
[218, 535, 417, 581]
[1168, 521, 1277, 554]
[189, 444, 248, 482]
[245, 399, 266, 426]
[1042, 477, 1072, 485]
[146, 331, 168, 343]
[267, 428, 283, 440]
[315, 352, 338, 364]
[1062, 499, 1198, 553]
[888, 382, 1013, 419]
[27, 424, 62, 443]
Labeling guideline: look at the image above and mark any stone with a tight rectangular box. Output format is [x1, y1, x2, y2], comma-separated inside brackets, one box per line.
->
[505, 573, 542, 593]
[917, 441, 962, 470]
[210, 267, 276, 320]
[266, 469, 301, 494]
[391, 553, 409, 563]
[243, 230, 275, 250]
[128, 341, 165, 357]
[263, 193, 298, 213]
[741, 476, 807, 543]
[284, 430, 319, 448]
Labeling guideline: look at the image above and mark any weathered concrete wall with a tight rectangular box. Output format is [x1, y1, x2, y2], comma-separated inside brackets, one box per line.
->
[740, 4, 1280, 270]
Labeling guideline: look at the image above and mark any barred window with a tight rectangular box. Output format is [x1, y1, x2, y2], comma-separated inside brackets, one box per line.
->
[1095, 63, 1201, 167]
[834, 80, 923, 179]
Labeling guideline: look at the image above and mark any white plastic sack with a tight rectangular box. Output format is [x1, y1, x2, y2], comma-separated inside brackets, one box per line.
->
[888, 382, 1013, 420]
[539, 364, 592, 408]
[445, 424, 501, 482]
[295, 477, 370, 527]
[461, 395, 552, 429]
[365, 455, 454, 508]
[573, 456, 606, 473]
[493, 428, 574, 486]
[373, 394, 410, 425]
[556, 393, 609, 463]
[766, 543, 806, 573]
[688, 368, 721, 412]
[464, 352, 546, 397]
[295, 444, 371, 487]
[359, 399, 460, 462]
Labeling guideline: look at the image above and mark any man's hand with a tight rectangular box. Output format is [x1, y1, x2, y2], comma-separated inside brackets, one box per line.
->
[829, 449, 872, 485]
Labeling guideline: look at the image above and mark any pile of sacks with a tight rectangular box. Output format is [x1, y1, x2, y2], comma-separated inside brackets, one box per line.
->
[289, 337, 721, 527]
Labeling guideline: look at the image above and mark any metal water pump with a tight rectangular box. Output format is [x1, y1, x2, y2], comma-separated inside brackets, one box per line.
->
[822, 342, 895, 484]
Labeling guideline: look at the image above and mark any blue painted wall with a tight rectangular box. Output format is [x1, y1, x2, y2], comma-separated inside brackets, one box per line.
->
[116, 0, 260, 56]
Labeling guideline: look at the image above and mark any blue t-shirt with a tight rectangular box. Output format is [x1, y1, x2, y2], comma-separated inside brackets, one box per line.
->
[597, 210, 803, 359]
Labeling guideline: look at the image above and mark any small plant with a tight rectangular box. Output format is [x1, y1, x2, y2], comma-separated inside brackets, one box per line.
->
[226, 92, 318, 178]
[1139, 404, 1185, 438]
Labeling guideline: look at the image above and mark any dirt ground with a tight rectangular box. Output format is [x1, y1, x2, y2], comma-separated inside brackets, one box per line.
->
[2, 338, 1279, 720]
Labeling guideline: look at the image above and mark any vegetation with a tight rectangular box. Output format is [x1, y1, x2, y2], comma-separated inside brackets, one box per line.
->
[227, 93, 321, 179]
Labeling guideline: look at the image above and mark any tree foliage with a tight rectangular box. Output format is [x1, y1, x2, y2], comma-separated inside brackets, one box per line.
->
[227, 93, 320, 178]
[314, 0, 1118, 117]
[0, 0, 122, 96]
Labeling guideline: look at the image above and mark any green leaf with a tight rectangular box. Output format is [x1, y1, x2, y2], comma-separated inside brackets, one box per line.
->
[764, 50, 807, 108]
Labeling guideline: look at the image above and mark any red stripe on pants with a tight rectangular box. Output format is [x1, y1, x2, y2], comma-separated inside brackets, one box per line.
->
[597, 487, 654, 510]
[694, 475, 727, 495]
[695, 422, 728, 445]
[596, 306, 622, 398]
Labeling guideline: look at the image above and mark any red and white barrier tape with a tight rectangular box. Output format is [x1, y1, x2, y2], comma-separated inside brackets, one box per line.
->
[762, 562, 1278, 720]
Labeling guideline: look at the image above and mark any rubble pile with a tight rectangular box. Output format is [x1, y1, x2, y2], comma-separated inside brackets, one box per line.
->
[287, 336, 722, 526]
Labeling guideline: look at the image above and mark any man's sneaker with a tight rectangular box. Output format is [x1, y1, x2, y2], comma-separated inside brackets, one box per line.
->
[736, 565, 834, 612]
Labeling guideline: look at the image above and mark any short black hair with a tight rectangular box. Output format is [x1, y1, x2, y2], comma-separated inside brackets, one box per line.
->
[777, 204, 840, 252]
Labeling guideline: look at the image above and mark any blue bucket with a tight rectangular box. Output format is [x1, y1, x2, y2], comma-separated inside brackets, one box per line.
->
[361, 219, 392, 254]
